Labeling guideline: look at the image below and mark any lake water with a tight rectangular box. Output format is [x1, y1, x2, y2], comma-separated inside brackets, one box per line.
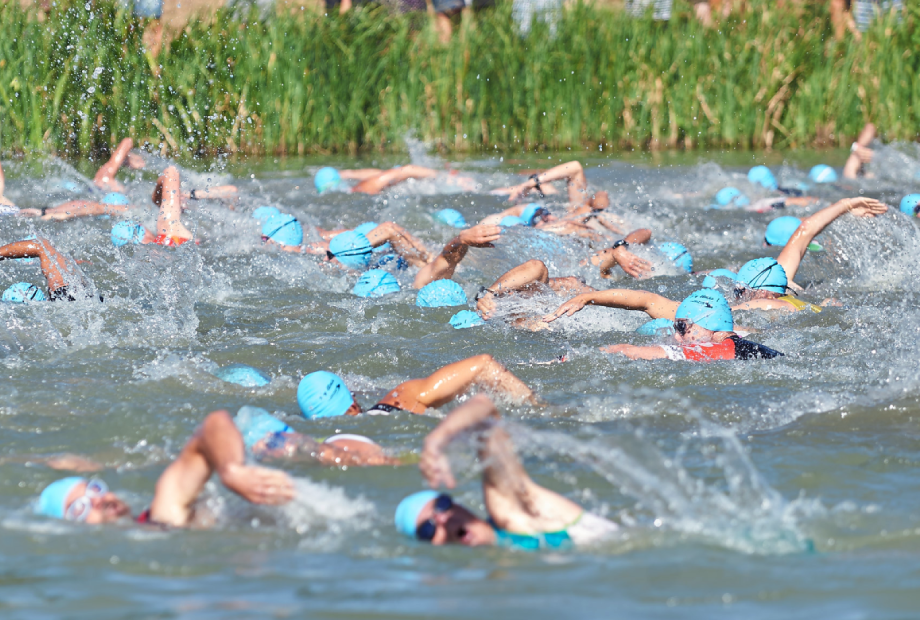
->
[2, 142, 920, 618]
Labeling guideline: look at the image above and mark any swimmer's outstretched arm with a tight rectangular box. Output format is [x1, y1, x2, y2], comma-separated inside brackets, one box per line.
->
[420, 395, 583, 533]
[351, 165, 438, 195]
[153, 166, 193, 240]
[476, 259, 592, 318]
[414, 224, 502, 289]
[599, 343, 669, 359]
[255, 433, 398, 467]
[338, 168, 383, 180]
[543, 289, 680, 323]
[31, 200, 129, 221]
[93, 138, 138, 192]
[843, 123, 876, 179]
[503, 161, 589, 206]
[148, 410, 294, 527]
[185, 185, 238, 201]
[777, 197, 887, 283]
[0, 238, 78, 292]
[365, 221, 433, 268]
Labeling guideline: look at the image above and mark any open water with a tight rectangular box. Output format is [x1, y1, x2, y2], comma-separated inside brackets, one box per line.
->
[2, 141, 920, 619]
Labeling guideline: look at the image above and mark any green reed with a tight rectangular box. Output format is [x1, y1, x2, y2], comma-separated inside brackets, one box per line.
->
[0, 0, 917, 158]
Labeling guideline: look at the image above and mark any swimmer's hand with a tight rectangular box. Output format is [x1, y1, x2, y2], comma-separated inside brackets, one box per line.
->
[420, 437, 455, 489]
[845, 197, 887, 217]
[476, 291, 496, 319]
[611, 246, 653, 279]
[126, 152, 146, 169]
[220, 463, 295, 505]
[853, 145, 874, 165]
[542, 294, 590, 323]
[458, 224, 502, 248]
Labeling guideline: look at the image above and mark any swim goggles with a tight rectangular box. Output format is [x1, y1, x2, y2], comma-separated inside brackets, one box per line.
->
[64, 478, 108, 522]
[674, 318, 692, 336]
[415, 494, 453, 541]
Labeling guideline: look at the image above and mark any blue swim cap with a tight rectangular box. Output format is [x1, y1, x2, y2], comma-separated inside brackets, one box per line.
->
[353, 269, 400, 298]
[701, 268, 738, 289]
[500, 215, 526, 227]
[297, 371, 355, 419]
[262, 213, 304, 247]
[111, 221, 145, 247]
[520, 203, 548, 226]
[736, 257, 788, 293]
[395, 490, 440, 538]
[101, 192, 130, 206]
[35, 477, 85, 519]
[353, 222, 389, 252]
[433, 208, 467, 228]
[765, 216, 802, 247]
[658, 242, 693, 272]
[899, 194, 920, 217]
[713, 187, 751, 208]
[214, 364, 271, 387]
[748, 166, 778, 191]
[234, 406, 292, 450]
[450, 310, 484, 329]
[675, 289, 734, 332]
[808, 164, 838, 184]
[252, 206, 281, 222]
[315, 167, 342, 194]
[636, 317, 675, 336]
[416, 279, 467, 308]
[329, 230, 373, 269]
[2, 282, 46, 303]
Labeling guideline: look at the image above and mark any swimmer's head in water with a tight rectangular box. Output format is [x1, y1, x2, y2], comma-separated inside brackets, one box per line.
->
[36, 477, 130, 523]
[329, 230, 373, 269]
[899, 194, 920, 217]
[658, 242, 693, 272]
[433, 208, 467, 228]
[450, 310, 485, 329]
[416, 279, 467, 308]
[261, 213, 304, 247]
[712, 187, 750, 209]
[636, 317, 675, 337]
[234, 406, 292, 450]
[297, 371, 358, 419]
[2, 282, 46, 303]
[101, 192, 130, 206]
[808, 164, 838, 184]
[214, 364, 271, 387]
[396, 491, 493, 546]
[500, 215, 526, 227]
[591, 191, 610, 210]
[675, 289, 734, 333]
[315, 167, 342, 194]
[111, 221, 146, 247]
[748, 165, 778, 191]
[352, 269, 400, 298]
[252, 206, 281, 222]
[520, 203, 549, 226]
[736, 257, 788, 294]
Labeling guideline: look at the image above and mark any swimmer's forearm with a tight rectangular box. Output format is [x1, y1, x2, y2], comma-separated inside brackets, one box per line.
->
[425, 394, 500, 451]
[625, 229, 652, 245]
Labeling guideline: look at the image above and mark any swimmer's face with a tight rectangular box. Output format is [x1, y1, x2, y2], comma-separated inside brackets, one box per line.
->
[673, 319, 715, 344]
[416, 499, 495, 546]
[346, 402, 362, 416]
[733, 286, 778, 302]
[65, 481, 131, 524]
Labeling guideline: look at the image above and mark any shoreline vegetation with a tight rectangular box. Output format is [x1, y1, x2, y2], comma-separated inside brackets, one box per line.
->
[0, 0, 917, 160]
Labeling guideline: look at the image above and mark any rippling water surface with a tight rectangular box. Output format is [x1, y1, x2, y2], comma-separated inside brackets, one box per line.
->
[2, 143, 920, 618]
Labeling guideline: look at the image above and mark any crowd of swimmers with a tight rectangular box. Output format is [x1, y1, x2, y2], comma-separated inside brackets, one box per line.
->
[4, 124, 920, 550]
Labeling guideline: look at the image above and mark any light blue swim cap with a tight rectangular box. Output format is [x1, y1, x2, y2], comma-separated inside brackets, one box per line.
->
[395, 490, 440, 538]
[736, 257, 788, 293]
[808, 164, 838, 184]
[101, 192, 130, 206]
[353, 269, 400, 298]
[658, 242, 693, 272]
[2, 282, 46, 303]
[214, 364, 271, 387]
[416, 279, 467, 308]
[500, 215, 526, 227]
[675, 289, 734, 332]
[701, 268, 738, 289]
[252, 206, 281, 222]
[262, 213, 304, 247]
[353, 222, 389, 252]
[111, 221, 145, 247]
[765, 216, 802, 247]
[450, 310, 484, 329]
[520, 203, 547, 226]
[433, 208, 467, 228]
[35, 477, 85, 519]
[234, 406, 292, 450]
[636, 317, 675, 336]
[297, 370, 355, 419]
[748, 166, 778, 191]
[713, 187, 751, 208]
[315, 167, 342, 194]
[899, 194, 920, 217]
[329, 230, 373, 269]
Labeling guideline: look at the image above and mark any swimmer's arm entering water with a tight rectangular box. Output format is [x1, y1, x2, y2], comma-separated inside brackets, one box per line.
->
[0, 238, 81, 292]
[351, 165, 438, 195]
[153, 166, 193, 241]
[543, 289, 679, 323]
[255, 433, 398, 467]
[477, 259, 595, 319]
[421, 395, 583, 534]
[414, 224, 501, 289]
[93, 138, 136, 192]
[843, 123, 876, 179]
[586, 229, 653, 279]
[148, 410, 294, 527]
[365, 221, 432, 268]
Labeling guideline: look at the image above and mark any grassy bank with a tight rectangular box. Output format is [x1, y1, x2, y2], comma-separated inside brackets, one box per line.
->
[0, 0, 918, 159]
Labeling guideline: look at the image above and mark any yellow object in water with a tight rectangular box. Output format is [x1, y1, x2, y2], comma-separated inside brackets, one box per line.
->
[779, 295, 822, 313]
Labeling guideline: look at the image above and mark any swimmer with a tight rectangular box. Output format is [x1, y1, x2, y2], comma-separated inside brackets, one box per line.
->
[108, 166, 196, 246]
[233, 406, 399, 466]
[92, 137, 146, 192]
[32, 410, 294, 527]
[297, 354, 536, 419]
[843, 123, 876, 180]
[544, 289, 782, 361]
[315, 165, 476, 195]
[396, 394, 619, 548]
[0, 237, 93, 302]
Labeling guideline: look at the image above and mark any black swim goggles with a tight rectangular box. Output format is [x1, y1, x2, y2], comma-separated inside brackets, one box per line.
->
[674, 318, 692, 336]
[415, 494, 453, 541]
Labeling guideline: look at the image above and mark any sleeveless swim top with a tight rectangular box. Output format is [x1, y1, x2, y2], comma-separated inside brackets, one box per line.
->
[778, 295, 822, 313]
[154, 234, 193, 247]
[488, 518, 574, 551]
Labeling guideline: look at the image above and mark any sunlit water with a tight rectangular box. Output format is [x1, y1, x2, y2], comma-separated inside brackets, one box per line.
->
[2, 142, 920, 618]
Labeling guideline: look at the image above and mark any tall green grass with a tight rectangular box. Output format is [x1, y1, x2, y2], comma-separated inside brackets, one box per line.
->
[0, 0, 918, 158]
